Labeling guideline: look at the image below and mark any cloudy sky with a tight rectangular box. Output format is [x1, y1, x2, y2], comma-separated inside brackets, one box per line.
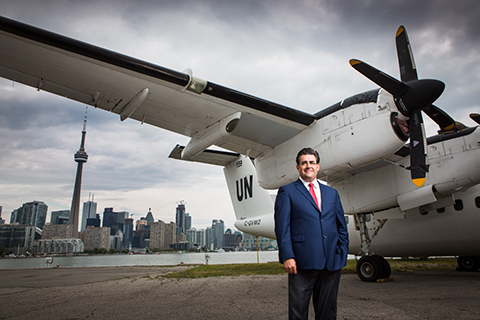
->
[1, 0, 479, 230]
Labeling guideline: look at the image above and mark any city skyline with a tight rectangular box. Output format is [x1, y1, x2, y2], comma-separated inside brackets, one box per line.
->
[1, 2, 479, 231]
[7, 199, 236, 233]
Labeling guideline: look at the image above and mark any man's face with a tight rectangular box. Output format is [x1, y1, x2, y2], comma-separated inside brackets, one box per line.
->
[296, 154, 319, 182]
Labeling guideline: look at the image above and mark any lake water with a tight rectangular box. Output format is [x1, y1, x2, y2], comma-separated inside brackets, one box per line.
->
[0, 251, 281, 269]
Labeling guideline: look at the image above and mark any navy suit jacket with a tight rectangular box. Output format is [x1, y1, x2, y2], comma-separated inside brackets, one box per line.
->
[274, 179, 349, 271]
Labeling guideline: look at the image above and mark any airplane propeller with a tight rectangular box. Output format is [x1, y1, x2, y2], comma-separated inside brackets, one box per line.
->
[350, 26, 449, 187]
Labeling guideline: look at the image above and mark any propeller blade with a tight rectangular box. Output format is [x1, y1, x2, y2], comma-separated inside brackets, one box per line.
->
[350, 26, 447, 188]
[470, 113, 480, 125]
[409, 110, 429, 187]
[350, 59, 409, 96]
[423, 105, 456, 132]
[396, 26, 418, 82]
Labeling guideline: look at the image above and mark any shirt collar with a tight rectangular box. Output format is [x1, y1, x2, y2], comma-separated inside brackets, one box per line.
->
[299, 177, 319, 190]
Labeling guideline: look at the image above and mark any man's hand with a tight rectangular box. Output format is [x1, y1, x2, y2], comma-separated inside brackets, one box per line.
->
[283, 258, 297, 274]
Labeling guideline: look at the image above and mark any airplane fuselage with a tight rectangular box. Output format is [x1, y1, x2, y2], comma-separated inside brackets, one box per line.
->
[347, 183, 480, 257]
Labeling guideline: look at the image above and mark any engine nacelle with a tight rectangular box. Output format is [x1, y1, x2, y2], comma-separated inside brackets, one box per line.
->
[256, 90, 407, 189]
[333, 126, 480, 214]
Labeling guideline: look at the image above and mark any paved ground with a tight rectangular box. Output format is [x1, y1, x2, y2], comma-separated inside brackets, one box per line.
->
[0, 266, 479, 319]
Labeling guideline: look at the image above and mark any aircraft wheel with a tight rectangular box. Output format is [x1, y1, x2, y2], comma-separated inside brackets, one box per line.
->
[457, 256, 480, 272]
[372, 255, 391, 279]
[356, 256, 383, 282]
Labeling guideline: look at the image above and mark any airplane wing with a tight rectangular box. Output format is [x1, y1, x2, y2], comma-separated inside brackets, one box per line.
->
[0, 16, 314, 159]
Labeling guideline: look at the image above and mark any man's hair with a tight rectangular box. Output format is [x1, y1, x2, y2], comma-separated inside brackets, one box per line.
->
[296, 147, 320, 165]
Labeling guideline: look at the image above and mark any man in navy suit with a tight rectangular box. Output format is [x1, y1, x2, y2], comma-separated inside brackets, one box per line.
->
[275, 147, 349, 320]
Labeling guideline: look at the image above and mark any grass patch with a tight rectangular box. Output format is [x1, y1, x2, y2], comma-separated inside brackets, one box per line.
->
[164, 263, 285, 278]
[164, 258, 458, 278]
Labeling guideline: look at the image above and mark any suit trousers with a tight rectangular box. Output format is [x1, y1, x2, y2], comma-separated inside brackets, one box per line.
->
[288, 268, 342, 320]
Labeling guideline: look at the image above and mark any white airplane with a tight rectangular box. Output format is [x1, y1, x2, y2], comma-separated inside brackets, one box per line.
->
[1, 17, 479, 281]
[171, 150, 480, 282]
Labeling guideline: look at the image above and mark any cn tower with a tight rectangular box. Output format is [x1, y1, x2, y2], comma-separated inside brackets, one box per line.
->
[68, 108, 89, 238]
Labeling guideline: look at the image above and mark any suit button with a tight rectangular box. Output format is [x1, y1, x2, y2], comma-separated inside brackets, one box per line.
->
[323, 235, 326, 239]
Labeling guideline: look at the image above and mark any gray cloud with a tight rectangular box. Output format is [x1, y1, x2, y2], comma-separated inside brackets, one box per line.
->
[0, 0, 479, 229]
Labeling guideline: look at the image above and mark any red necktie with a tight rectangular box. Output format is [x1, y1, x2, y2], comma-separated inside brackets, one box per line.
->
[308, 182, 319, 208]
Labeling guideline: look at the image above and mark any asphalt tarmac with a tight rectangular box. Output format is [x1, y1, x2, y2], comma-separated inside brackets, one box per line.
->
[1, 266, 479, 319]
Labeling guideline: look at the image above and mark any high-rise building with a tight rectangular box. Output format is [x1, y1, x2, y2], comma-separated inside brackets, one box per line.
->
[165, 222, 176, 249]
[0, 224, 41, 254]
[10, 209, 17, 224]
[42, 223, 72, 239]
[145, 208, 154, 226]
[123, 218, 134, 250]
[81, 200, 97, 232]
[68, 109, 89, 238]
[205, 227, 215, 250]
[11, 201, 48, 230]
[0, 206, 4, 225]
[150, 220, 176, 250]
[111, 229, 123, 251]
[185, 213, 191, 231]
[176, 232, 186, 243]
[212, 219, 225, 249]
[132, 229, 149, 248]
[186, 227, 196, 244]
[136, 219, 148, 230]
[84, 226, 110, 250]
[224, 233, 237, 250]
[102, 208, 128, 236]
[175, 202, 186, 235]
[50, 210, 70, 224]
[150, 220, 165, 249]
[196, 228, 205, 249]
[86, 214, 101, 228]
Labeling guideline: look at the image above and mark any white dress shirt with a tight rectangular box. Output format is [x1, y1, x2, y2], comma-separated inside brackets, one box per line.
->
[299, 177, 321, 210]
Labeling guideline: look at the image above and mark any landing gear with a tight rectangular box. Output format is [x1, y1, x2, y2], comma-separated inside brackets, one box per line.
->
[457, 256, 480, 272]
[354, 213, 391, 282]
[356, 255, 391, 282]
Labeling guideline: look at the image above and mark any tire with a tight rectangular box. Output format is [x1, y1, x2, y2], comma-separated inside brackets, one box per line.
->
[372, 255, 391, 279]
[356, 256, 384, 282]
[457, 256, 480, 272]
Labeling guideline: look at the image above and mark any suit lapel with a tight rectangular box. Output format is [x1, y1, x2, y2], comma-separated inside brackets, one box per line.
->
[319, 182, 327, 213]
[294, 179, 321, 212]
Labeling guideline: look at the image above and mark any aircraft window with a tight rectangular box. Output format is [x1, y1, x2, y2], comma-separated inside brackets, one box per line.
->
[476, 197, 480, 209]
[437, 207, 445, 213]
[454, 199, 464, 211]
